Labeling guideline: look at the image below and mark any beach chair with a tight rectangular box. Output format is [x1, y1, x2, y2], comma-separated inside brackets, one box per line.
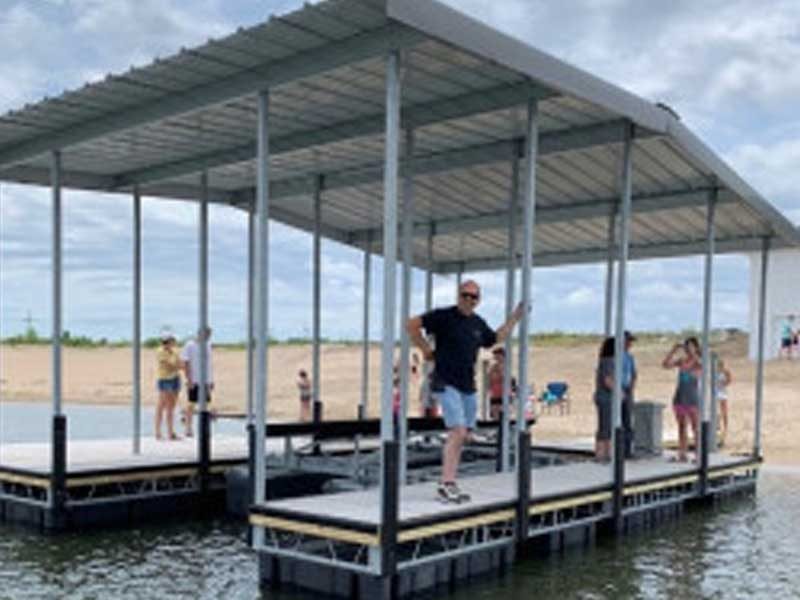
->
[539, 381, 570, 415]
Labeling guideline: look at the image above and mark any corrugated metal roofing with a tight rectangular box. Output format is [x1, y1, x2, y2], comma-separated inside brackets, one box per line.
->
[0, 0, 797, 273]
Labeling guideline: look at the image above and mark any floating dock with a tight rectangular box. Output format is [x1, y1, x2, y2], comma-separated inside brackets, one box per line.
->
[251, 451, 760, 599]
[0, 434, 249, 530]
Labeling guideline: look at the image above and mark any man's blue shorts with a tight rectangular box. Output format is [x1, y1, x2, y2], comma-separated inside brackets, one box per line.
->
[433, 385, 477, 430]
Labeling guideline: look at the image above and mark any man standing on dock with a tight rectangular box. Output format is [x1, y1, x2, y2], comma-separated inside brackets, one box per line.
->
[408, 280, 525, 503]
[181, 326, 214, 437]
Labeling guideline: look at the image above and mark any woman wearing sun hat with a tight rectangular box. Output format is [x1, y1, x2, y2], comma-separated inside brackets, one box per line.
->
[155, 327, 181, 440]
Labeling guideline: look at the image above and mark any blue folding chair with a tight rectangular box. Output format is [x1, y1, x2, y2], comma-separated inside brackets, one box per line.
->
[539, 381, 570, 415]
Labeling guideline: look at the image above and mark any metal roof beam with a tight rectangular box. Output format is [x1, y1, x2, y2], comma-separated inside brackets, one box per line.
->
[232, 189, 350, 244]
[113, 82, 554, 189]
[228, 119, 642, 205]
[0, 24, 426, 168]
[435, 235, 778, 273]
[0, 165, 114, 190]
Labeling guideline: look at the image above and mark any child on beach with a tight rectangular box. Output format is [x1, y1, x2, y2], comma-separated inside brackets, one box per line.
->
[297, 370, 312, 422]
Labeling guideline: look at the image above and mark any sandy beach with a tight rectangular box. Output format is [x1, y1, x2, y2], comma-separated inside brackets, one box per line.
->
[1, 333, 797, 464]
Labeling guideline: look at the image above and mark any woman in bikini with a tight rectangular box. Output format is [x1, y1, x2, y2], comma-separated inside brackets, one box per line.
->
[662, 337, 702, 462]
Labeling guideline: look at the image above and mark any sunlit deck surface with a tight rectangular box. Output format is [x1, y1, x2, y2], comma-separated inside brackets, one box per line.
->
[263, 453, 748, 526]
[0, 434, 255, 474]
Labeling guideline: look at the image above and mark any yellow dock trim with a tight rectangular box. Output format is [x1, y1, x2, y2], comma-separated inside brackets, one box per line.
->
[0, 471, 50, 489]
[529, 491, 613, 516]
[250, 513, 379, 547]
[709, 463, 760, 479]
[66, 467, 198, 488]
[624, 474, 698, 496]
[398, 509, 516, 543]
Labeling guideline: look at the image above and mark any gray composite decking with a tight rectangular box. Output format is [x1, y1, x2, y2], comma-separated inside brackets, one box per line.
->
[264, 453, 747, 525]
[0, 434, 255, 474]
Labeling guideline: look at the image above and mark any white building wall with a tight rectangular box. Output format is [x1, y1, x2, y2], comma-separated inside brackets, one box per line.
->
[749, 248, 800, 360]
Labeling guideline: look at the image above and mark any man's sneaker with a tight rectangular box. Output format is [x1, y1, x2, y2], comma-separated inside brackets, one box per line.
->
[437, 481, 470, 504]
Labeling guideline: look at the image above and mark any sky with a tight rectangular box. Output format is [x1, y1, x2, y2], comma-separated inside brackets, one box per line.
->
[0, 0, 798, 343]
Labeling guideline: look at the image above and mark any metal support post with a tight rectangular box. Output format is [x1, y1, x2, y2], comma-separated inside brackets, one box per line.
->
[604, 211, 616, 337]
[425, 227, 434, 312]
[709, 351, 719, 452]
[359, 235, 371, 420]
[252, 89, 271, 548]
[399, 128, 415, 485]
[50, 150, 66, 523]
[379, 49, 401, 580]
[312, 175, 323, 441]
[502, 150, 519, 472]
[246, 202, 256, 506]
[198, 170, 211, 496]
[699, 189, 717, 495]
[754, 237, 770, 458]
[612, 123, 634, 531]
[132, 186, 142, 454]
[247, 206, 255, 423]
[515, 98, 538, 543]
[420, 226, 434, 416]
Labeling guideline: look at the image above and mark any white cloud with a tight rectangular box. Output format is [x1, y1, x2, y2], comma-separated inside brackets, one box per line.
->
[564, 286, 596, 308]
[725, 140, 800, 221]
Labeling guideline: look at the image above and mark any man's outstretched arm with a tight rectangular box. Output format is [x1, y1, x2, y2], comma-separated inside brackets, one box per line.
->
[407, 316, 434, 361]
[495, 301, 527, 345]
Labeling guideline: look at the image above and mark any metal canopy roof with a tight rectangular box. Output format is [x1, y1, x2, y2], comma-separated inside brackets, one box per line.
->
[0, 0, 797, 272]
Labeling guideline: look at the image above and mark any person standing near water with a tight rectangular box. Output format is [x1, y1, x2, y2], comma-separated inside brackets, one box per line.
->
[715, 357, 732, 444]
[408, 279, 525, 504]
[181, 326, 214, 437]
[663, 337, 702, 463]
[297, 369, 312, 422]
[155, 328, 181, 440]
[622, 331, 638, 458]
[780, 316, 795, 359]
[593, 337, 615, 462]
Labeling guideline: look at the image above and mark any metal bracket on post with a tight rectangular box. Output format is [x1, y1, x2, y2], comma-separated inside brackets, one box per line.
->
[380, 440, 399, 588]
[699, 421, 710, 497]
[199, 410, 211, 498]
[51, 414, 67, 529]
[612, 425, 625, 532]
[515, 430, 531, 550]
[312, 400, 323, 455]
[247, 422, 257, 503]
[495, 413, 505, 473]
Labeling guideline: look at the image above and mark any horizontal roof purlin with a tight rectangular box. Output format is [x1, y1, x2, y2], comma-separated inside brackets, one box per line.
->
[0, 0, 796, 274]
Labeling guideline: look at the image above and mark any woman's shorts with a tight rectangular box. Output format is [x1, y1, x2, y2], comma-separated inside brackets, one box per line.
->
[595, 396, 611, 441]
[157, 377, 180, 393]
[782, 338, 792, 349]
[673, 404, 699, 420]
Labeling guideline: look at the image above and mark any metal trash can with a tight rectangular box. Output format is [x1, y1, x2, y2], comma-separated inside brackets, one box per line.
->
[633, 401, 664, 456]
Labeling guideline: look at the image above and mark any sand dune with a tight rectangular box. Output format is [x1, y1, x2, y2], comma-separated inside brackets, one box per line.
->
[1, 334, 797, 464]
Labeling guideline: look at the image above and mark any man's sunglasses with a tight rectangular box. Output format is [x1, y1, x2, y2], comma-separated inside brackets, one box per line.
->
[461, 292, 480, 301]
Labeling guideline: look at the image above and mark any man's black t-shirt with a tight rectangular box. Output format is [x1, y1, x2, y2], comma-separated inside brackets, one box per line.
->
[421, 306, 497, 393]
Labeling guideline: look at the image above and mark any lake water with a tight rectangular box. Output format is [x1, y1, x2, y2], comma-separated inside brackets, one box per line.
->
[0, 401, 245, 443]
[1, 403, 798, 599]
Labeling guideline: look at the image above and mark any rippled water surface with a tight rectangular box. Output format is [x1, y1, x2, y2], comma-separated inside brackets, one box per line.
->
[1, 468, 797, 599]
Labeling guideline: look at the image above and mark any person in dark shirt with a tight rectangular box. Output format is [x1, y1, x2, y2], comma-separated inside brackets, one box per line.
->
[408, 279, 525, 503]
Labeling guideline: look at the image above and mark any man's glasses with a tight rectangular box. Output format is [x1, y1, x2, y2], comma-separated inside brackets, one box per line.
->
[461, 292, 480, 301]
